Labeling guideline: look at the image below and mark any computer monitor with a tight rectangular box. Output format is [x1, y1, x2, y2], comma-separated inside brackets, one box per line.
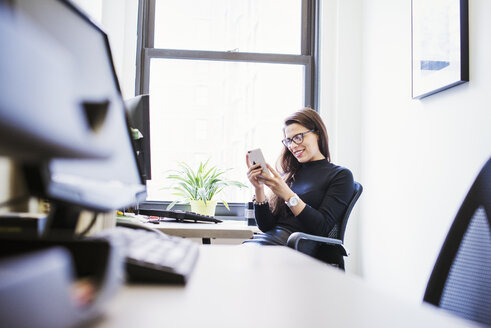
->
[125, 95, 152, 181]
[8, 0, 147, 234]
[0, 1, 111, 161]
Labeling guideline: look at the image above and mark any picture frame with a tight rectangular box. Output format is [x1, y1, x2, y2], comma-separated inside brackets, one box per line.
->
[411, 0, 469, 99]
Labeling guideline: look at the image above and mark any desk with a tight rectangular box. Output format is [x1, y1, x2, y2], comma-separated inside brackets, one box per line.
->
[148, 220, 260, 244]
[97, 246, 478, 328]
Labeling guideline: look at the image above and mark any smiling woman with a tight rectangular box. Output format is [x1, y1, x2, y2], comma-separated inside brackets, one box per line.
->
[243, 108, 355, 252]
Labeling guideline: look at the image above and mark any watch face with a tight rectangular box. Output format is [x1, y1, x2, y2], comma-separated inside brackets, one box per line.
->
[289, 196, 299, 207]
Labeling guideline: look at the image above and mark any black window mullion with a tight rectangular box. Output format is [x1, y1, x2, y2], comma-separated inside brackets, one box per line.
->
[135, 0, 145, 95]
[310, 0, 320, 110]
[146, 0, 155, 48]
[136, 0, 155, 95]
[142, 48, 150, 94]
[305, 64, 313, 108]
[301, 0, 317, 109]
[301, 0, 311, 56]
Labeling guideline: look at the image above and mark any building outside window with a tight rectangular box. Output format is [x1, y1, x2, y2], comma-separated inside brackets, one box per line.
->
[136, 0, 319, 205]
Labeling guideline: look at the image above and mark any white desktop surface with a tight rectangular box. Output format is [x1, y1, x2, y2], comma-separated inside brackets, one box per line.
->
[96, 245, 476, 328]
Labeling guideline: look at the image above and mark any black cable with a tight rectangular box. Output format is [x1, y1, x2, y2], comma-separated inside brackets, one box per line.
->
[78, 212, 99, 237]
[0, 195, 30, 209]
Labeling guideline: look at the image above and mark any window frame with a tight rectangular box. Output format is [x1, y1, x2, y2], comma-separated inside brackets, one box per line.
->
[134, 0, 320, 212]
[135, 0, 319, 107]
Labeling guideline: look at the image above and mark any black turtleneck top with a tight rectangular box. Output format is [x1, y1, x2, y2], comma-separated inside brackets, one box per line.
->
[254, 159, 354, 237]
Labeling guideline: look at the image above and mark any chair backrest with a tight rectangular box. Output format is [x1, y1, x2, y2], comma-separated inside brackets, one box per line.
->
[338, 181, 363, 242]
[423, 158, 491, 326]
[314, 181, 363, 269]
[326, 181, 363, 241]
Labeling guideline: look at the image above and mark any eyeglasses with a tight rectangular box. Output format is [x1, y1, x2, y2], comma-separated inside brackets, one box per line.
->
[282, 129, 315, 147]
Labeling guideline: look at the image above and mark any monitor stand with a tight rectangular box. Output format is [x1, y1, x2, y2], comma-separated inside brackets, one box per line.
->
[43, 202, 85, 237]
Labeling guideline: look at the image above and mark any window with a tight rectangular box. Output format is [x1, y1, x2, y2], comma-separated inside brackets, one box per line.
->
[136, 0, 319, 203]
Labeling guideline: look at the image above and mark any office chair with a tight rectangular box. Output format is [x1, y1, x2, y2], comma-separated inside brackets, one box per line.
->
[287, 181, 363, 270]
[423, 158, 491, 326]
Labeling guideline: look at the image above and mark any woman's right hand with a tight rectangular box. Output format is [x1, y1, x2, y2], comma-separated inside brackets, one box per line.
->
[246, 154, 265, 191]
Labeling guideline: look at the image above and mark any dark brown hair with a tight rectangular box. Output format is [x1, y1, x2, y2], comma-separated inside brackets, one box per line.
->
[270, 107, 331, 216]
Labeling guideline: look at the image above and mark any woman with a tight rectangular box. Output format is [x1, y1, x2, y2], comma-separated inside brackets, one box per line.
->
[244, 108, 355, 247]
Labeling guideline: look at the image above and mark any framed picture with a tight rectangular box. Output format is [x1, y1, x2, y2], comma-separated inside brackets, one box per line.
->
[411, 0, 469, 99]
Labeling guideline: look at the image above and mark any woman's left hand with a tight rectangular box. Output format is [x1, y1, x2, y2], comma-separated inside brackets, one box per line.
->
[258, 163, 296, 201]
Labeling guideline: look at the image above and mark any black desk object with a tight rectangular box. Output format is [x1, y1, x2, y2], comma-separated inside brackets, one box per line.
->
[138, 209, 222, 224]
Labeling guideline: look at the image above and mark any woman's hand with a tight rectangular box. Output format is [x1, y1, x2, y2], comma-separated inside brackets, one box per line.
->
[258, 163, 295, 201]
[260, 163, 306, 216]
[246, 154, 265, 191]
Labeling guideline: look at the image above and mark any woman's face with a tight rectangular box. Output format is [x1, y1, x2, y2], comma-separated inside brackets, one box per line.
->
[283, 123, 325, 163]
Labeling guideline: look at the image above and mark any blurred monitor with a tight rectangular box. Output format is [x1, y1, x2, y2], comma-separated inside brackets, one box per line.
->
[9, 0, 147, 233]
[0, 1, 111, 160]
[125, 95, 152, 181]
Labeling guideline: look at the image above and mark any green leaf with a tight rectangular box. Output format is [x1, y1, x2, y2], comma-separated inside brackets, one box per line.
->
[197, 187, 207, 202]
[166, 200, 178, 210]
[221, 199, 230, 211]
[165, 159, 247, 204]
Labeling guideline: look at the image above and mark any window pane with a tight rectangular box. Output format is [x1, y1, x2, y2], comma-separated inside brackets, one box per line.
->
[147, 59, 304, 203]
[154, 0, 302, 54]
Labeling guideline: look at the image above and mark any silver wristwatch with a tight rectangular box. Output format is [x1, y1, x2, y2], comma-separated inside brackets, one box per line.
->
[285, 194, 300, 207]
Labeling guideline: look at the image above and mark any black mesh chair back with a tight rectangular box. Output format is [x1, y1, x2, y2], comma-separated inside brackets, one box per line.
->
[294, 181, 363, 270]
[423, 158, 491, 326]
[323, 181, 363, 240]
[338, 181, 362, 241]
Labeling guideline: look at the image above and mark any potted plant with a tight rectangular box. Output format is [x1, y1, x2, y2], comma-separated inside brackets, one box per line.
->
[166, 160, 247, 216]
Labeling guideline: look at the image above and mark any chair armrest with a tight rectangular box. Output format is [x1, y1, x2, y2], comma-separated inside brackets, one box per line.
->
[286, 232, 350, 256]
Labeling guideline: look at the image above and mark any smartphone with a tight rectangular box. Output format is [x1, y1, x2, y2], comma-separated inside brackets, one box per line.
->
[247, 148, 270, 176]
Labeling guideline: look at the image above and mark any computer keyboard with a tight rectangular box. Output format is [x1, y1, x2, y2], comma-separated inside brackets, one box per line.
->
[98, 222, 199, 284]
[137, 208, 222, 224]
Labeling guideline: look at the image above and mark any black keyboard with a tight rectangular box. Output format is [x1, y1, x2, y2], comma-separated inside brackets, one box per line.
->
[138, 209, 222, 224]
[99, 221, 199, 284]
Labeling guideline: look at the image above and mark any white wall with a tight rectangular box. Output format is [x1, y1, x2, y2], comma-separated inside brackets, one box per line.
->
[319, 0, 363, 275]
[320, 0, 491, 302]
